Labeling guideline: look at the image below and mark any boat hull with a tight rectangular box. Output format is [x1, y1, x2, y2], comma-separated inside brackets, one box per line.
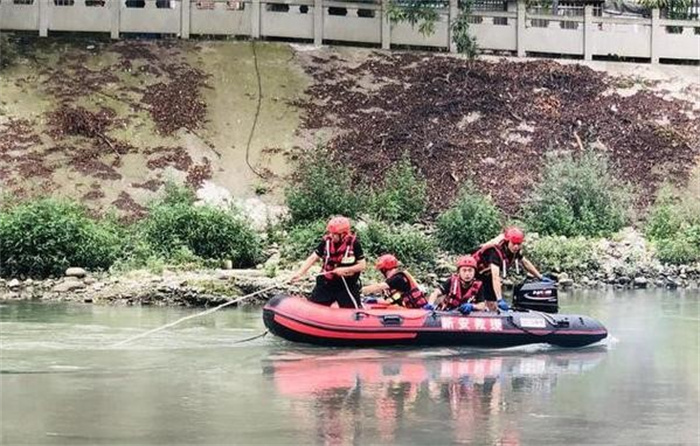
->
[263, 295, 608, 348]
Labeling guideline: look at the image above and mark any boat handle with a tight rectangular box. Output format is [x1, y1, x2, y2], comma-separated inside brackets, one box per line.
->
[353, 311, 370, 321]
[380, 315, 404, 326]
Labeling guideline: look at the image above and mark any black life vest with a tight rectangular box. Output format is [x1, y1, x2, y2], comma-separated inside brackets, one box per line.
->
[383, 271, 427, 309]
[440, 275, 482, 310]
[321, 233, 356, 280]
[473, 241, 520, 278]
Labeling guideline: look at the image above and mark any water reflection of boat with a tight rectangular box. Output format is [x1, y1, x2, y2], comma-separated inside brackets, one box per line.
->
[264, 348, 607, 396]
[263, 295, 608, 348]
[262, 348, 608, 445]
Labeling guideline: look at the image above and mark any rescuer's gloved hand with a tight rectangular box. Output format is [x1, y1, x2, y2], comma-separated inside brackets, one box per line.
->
[422, 303, 435, 311]
[459, 303, 474, 315]
[497, 299, 510, 311]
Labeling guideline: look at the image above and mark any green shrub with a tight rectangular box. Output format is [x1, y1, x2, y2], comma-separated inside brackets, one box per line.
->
[646, 184, 700, 241]
[435, 183, 502, 253]
[524, 150, 631, 237]
[527, 236, 601, 274]
[281, 219, 328, 262]
[646, 184, 700, 264]
[655, 231, 700, 265]
[653, 223, 700, 265]
[141, 186, 262, 267]
[160, 180, 197, 207]
[368, 154, 428, 224]
[285, 148, 364, 224]
[358, 220, 437, 268]
[0, 199, 123, 278]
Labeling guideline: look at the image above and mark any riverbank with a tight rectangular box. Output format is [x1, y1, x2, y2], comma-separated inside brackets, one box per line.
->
[2, 227, 698, 307]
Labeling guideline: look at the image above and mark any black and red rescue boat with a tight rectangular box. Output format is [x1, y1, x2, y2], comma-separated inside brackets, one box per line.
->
[263, 294, 607, 348]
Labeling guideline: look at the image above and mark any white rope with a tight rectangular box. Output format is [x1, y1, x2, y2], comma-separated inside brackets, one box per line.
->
[341, 276, 363, 309]
[110, 282, 284, 348]
[110, 267, 362, 348]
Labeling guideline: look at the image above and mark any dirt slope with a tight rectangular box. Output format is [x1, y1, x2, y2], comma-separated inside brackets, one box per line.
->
[1, 39, 698, 220]
[292, 49, 700, 216]
[0, 38, 306, 222]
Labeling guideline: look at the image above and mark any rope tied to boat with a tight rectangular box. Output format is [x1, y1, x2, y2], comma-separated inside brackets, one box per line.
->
[110, 281, 285, 348]
[109, 270, 349, 347]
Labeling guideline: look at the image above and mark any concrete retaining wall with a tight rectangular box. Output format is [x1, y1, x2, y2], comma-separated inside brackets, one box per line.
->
[1, 0, 698, 62]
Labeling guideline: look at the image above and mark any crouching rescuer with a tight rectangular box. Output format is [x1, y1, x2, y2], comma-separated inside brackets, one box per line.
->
[474, 227, 549, 312]
[360, 254, 430, 309]
[291, 216, 366, 308]
[428, 255, 486, 314]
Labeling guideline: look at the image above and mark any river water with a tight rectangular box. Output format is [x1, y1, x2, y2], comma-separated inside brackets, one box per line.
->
[1, 290, 698, 445]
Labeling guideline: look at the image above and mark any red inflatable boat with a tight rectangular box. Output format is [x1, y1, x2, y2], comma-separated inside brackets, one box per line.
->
[262, 294, 608, 348]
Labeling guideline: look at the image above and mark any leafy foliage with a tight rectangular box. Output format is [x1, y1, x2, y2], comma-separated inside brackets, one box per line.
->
[655, 232, 700, 265]
[527, 236, 601, 274]
[386, 0, 443, 36]
[281, 219, 328, 262]
[452, 0, 478, 58]
[524, 151, 631, 237]
[140, 185, 262, 267]
[436, 183, 503, 253]
[368, 154, 427, 224]
[358, 219, 438, 268]
[0, 199, 123, 278]
[646, 184, 700, 264]
[285, 148, 364, 224]
[645, 184, 700, 241]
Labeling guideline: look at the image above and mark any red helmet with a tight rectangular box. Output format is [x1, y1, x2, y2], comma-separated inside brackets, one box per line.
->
[504, 227, 525, 244]
[326, 216, 351, 234]
[456, 255, 477, 270]
[375, 254, 399, 271]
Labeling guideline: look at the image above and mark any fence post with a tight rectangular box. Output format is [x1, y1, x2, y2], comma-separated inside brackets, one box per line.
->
[381, 0, 390, 49]
[583, 5, 593, 60]
[38, 0, 48, 37]
[251, 0, 261, 38]
[449, 0, 458, 52]
[110, 0, 120, 39]
[314, 0, 323, 46]
[650, 8, 660, 64]
[181, 0, 190, 39]
[517, 0, 525, 57]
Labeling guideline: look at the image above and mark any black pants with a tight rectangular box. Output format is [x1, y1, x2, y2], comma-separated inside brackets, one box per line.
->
[477, 274, 499, 302]
[310, 275, 361, 309]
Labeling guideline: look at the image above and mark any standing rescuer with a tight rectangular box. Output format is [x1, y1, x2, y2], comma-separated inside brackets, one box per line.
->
[474, 227, 548, 312]
[360, 254, 430, 309]
[291, 216, 367, 308]
[428, 255, 486, 314]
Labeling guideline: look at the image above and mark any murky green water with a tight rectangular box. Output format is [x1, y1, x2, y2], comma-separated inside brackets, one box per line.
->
[1, 290, 698, 445]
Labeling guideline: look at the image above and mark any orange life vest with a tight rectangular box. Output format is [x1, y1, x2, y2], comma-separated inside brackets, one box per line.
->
[384, 271, 427, 309]
[321, 232, 356, 280]
[473, 241, 520, 278]
[440, 275, 482, 310]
